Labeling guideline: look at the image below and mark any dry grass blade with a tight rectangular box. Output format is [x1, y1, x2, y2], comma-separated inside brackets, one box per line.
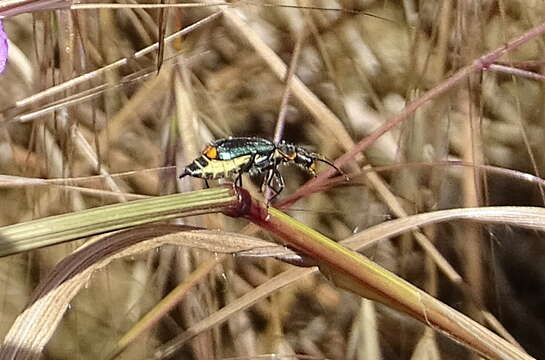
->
[410, 328, 440, 360]
[154, 267, 316, 360]
[109, 254, 227, 360]
[351, 300, 382, 360]
[8, 12, 221, 110]
[152, 203, 544, 360]
[0, 225, 276, 360]
[219, 5, 356, 153]
[0, 0, 70, 17]
[3, 1, 545, 359]
[342, 206, 545, 250]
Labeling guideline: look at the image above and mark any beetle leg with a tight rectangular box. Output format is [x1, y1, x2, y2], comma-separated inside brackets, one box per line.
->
[264, 171, 277, 205]
[235, 152, 257, 188]
[262, 169, 273, 193]
[204, 179, 210, 188]
[261, 151, 278, 193]
[235, 173, 244, 187]
[244, 152, 258, 172]
[266, 168, 284, 204]
[273, 168, 285, 196]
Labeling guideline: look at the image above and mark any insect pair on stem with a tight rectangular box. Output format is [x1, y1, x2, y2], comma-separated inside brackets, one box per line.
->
[179, 137, 347, 202]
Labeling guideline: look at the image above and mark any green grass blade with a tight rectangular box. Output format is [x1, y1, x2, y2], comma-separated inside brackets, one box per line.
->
[0, 186, 237, 257]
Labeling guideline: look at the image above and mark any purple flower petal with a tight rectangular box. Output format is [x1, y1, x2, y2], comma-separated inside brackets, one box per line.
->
[0, 20, 8, 74]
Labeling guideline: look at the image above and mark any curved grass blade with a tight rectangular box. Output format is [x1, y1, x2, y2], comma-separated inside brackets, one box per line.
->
[0, 225, 275, 359]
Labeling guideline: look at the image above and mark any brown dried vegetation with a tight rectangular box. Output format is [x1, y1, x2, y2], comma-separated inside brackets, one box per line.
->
[1, 1, 545, 359]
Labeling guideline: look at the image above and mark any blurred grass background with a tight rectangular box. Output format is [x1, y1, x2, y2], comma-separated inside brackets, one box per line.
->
[1, 1, 545, 359]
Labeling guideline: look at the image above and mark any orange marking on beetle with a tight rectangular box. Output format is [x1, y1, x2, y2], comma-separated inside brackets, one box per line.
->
[308, 162, 317, 176]
[203, 146, 218, 159]
[278, 150, 296, 160]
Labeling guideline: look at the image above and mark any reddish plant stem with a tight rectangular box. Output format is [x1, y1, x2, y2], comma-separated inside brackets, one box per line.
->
[494, 60, 545, 69]
[225, 187, 533, 360]
[486, 64, 545, 81]
[278, 20, 545, 208]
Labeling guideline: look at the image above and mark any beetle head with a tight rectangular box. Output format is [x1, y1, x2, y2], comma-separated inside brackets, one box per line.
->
[277, 141, 347, 179]
[277, 142, 317, 175]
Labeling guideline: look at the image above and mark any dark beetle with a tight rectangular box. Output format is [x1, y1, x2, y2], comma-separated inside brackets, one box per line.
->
[179, 137, 344, 198]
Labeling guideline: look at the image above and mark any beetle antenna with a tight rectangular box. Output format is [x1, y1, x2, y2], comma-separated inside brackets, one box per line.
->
[316, 158, 350, 181]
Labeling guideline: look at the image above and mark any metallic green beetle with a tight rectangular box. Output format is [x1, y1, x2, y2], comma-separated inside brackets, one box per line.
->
[179, 137, 344, 197]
